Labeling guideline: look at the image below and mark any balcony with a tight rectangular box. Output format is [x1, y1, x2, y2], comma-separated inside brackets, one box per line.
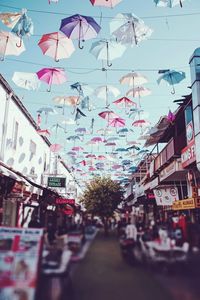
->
[154, 134, 186, 172]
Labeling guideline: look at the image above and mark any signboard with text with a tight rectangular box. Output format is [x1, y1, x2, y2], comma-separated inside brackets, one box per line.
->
[47, 177, 66, 188]
[56, 198, 75, 205]
[172, 198, 195, 210]
[0, 227, 43, 300]
[181, 139, 196, 168]
[153, 186, 179, 206]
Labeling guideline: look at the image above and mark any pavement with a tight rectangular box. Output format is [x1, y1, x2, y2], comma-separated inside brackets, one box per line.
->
[67, 231, 174, 300]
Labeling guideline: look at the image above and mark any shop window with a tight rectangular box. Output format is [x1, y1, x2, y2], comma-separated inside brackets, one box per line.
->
[12, 121, 19, 150]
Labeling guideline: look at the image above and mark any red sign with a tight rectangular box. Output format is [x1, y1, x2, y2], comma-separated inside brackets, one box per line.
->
[147, 193, 155, 200]
[62, 208, 74, 215]
[181, 139, 196, 168]
[186, 121, 194, 145]
[56, 198, 75, 205]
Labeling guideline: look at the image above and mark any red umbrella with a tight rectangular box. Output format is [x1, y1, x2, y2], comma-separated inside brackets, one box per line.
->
[36, 67, 67, 92]
[113, 96, 137, 113]
[36, 129, 50, 137]
[99, 110, 119, 127]
[132, 119, 150, 127]
[109, 117, 125, 128]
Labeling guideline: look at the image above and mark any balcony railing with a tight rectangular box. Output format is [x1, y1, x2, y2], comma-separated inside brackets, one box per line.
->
[154, 134, 186, 172]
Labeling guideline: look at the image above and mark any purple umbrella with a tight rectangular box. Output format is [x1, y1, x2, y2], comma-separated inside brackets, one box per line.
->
[60, 14, 101, 49]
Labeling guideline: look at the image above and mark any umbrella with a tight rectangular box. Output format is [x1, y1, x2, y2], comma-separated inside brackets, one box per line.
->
[126, 86, 151, 107]
[90, 0, 122, 8]
[62, 118, 76, 125]
[110, 13, 153, 45]
[126, 145, 140, 151]
[38, 31, 75, 62]
[10, 9, 33, 47]
[113, 96, 136, 113]
[154, 0, 185, 8]
[120, 72, 148, 88]
[108, 117, 125, 128]
[95, 85, 120, 107]
[75, 127, 87, 135]
[37, 106, 57, 124]
[12, 72, 40, 90]
[51, 123, 66, 137]
[97, 127, 114, 136]
[72, 146, 84, 151]
[106, 137, 119, 142]
[0, 31, 25, 60]
[60, 14, 101, 49]
[50, 143, 62, 152]
[116, 147, 128, 152]
[36, 67, 67, 92]
[67, 135, 81, 146]
[157, 69, 186, 94]
[132, 119, 150, 128]
[90, 39, 126, 67]
[70, 82, 93, 97]
[74, 108, 87, 124]
[53, 95, 79, 114]
[36, 129, 51, 137]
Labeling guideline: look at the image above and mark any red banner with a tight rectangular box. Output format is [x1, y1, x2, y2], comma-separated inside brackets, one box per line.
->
[56, 198, 75, 205]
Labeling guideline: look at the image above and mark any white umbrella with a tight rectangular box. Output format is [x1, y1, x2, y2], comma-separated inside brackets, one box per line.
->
[94, 85, 120, 107]
[120, 72, 148, 86]
[12, 72, 41, 90]
[0, 31, 26, 60]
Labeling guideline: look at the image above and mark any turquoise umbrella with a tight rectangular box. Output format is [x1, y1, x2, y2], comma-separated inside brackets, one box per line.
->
[157, 69, 186, 94]
[154, 0, 185, 8]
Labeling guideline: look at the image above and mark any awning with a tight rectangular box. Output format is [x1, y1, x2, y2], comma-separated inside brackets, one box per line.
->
[0, 165, 27, 183]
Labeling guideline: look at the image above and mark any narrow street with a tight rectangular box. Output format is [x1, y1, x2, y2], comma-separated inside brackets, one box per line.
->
[68, 232, 174, 300]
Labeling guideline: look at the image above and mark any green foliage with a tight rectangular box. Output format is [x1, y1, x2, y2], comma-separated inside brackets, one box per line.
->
[80, 176, 124, 219]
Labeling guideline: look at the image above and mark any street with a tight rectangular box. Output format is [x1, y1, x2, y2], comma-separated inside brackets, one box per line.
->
[66, 231, 200, 300]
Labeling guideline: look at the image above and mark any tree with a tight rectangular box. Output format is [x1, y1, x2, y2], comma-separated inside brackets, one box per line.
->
[80, 176, 124, 235]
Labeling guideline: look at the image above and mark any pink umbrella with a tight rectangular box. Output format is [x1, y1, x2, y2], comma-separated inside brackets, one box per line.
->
[38, 32, 75, 62]
[126, 86, 151, 107]
[112, 164, 122, 170]
[89, 166, 96, 171]
[108, 117, 125, 128]
[98, 110, 118, 121]
[36, 67, 67, 92]
[72, 146, 84, 151]
[113, 96, 137, 113]
[132, 119, 150, 127]
[85, 154, 96, 158]
[90, 0, 122, 8]
[50, 143, 62, 152]
[97, 155, 106, 160]
[36, 129, 51, 137]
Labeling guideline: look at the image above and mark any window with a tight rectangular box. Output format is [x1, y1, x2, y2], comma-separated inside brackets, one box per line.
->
[12, 121, 18, 150]
[29, 140, 36, 155]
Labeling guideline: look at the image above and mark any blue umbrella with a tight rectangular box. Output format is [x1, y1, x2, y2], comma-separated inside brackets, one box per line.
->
[70, 82, 93, 97]
[126, 145, 140, 151]
[121, 159, 131, 165]
[90, 39, 126, 67]
[157, 69, 186, 94]
[60, 14, 101, 49]
[11, 9, 34, 47]
[74, 108, 87, 125]
[154, 0, 184, 8]
[116, 147, 128, 152]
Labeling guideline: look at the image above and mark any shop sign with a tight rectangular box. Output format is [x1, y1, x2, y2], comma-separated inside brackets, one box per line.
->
[0, 227, 43, 300]
[186, 121, 194, 145]
[147, 193, 155, 200]
[62, 208, 74, 215]
[149, 177, 159, 190]
[195, 197, 200, 208]
[153, 186, 179, 206]
[47, 177, 66, 188]
[56, 198, 75, 205]
[172, 198, 195, 210]
[159, 159, 183, 182]
[181, 139, 196, 168]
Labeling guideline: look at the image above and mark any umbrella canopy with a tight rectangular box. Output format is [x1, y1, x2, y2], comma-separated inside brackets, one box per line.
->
[62, 118, 76, 125]
[113, 96, 136, 112]
[126, 86, 151, 107]
[50, 143, 62, 152]
[36, 67, 67, 92]
[157, 69, 186, 94]
[60, 14, 101, 49]
[36, 129, 51, 137]
[75, 127, 87, 134]
[0, 31, 25, 60]
[98, 110, 119, 124]
[120, 72, 148, 86]
[154, 0, 185, 8]
[110, 13, 153, 45]
[90, 39, 126, 67]
[90, 0, 122, 8]
[70, 82, 93, 97]
[108, 117, 125, 128]
[132, 119, 150, 127]
[38, 31, 75, 62]
[37, 106, 57, 124]
[53, 95, 79, 106]
[95, 85, 120, 107]
[91, 137, 103, 143]
[12, 72, 40, 90]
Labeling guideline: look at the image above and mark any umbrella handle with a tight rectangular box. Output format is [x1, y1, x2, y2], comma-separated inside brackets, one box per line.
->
[107, 61, 112, 67]
[16, 38, 22, 48]
[180, 0, 183, 7]
[171, 85, 175, 94]
[78, 20, 84, 49]
[55, 58, 59, 62]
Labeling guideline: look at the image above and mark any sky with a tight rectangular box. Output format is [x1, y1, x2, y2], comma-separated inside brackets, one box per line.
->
[0, 0, 200, 186]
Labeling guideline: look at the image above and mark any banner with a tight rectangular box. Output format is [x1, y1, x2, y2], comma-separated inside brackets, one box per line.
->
[153, 186, 179, 206]
[0, 227, 43, 300]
